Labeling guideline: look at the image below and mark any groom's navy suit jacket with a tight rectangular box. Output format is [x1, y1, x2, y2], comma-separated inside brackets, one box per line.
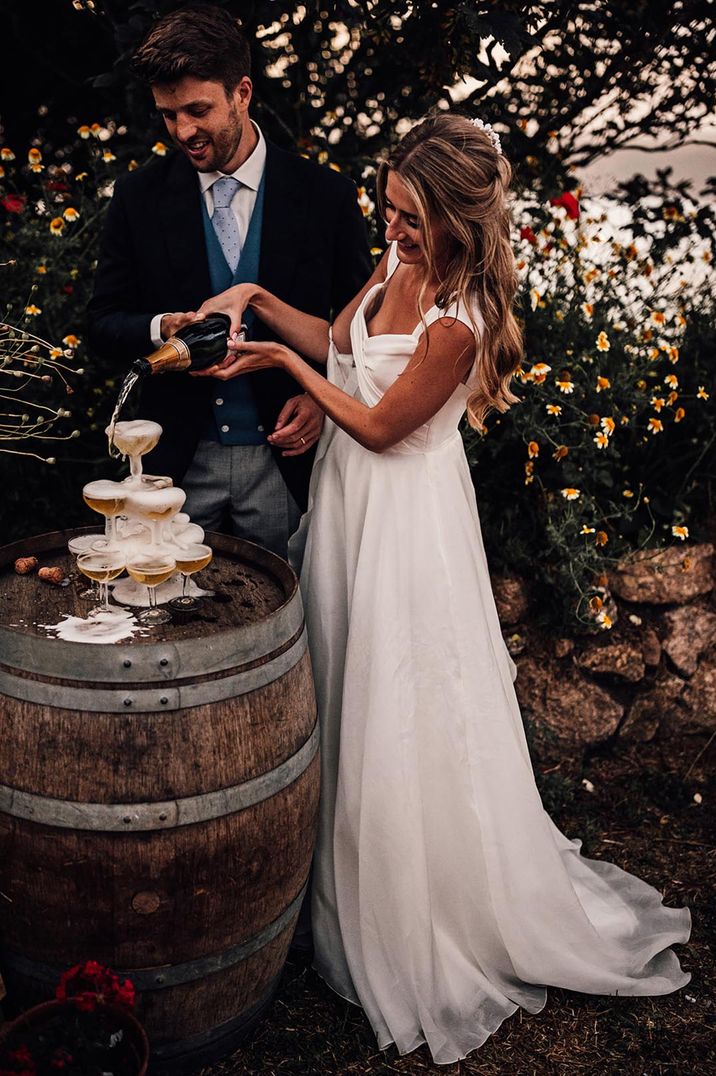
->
[87, 142, 372, 510]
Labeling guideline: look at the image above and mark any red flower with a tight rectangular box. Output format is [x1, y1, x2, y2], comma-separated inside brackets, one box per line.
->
[0, 1043, 37, 1075]
[50, 1048, 73, 1070]
[62, 285, 74, 295]
[56, 960, 136, 1013]
[1, 194, 25, 214]
[549, 191, 580, 220]
[47, 180, 70, 193]
[520, 226, 537, 244]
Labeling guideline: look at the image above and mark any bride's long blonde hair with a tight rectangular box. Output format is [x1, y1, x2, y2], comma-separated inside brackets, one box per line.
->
[376, 113, 522, 429]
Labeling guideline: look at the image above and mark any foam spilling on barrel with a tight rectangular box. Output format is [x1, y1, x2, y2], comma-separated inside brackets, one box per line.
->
[42, 608, 143, 644]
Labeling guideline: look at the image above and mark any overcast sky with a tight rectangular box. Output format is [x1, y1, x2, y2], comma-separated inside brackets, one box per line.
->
[580, 142, 716, 196]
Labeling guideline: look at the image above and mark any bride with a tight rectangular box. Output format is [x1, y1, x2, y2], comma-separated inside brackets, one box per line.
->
[195, 113, 691, 1065]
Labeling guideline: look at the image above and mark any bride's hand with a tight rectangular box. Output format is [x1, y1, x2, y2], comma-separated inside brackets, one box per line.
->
[198, 283, 259, 336]
[191, 339, 293, 380]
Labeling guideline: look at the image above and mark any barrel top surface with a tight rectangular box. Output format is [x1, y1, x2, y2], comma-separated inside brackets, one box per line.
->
[0, 529, 298, 660]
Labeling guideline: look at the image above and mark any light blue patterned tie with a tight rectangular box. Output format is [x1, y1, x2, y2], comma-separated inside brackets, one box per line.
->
[211, 176, 242, 270]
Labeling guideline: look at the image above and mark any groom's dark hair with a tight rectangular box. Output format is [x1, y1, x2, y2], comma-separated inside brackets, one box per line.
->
[131, 4, 251, 94]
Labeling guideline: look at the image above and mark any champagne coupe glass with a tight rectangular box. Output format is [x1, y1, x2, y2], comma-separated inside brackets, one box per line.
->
[68, 534, 106, 599]
[126, 553, 177, 626]
[76, 550, 126, 615]
[124, 487, 186, 550]
[167, 543, 213, 613]
[106, 419, 162, 487]
[82, 479, 128, 550]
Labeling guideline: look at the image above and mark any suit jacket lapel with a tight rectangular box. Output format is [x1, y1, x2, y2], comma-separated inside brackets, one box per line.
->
[259, 143, 306, 299]
[158, 154, 213, 307]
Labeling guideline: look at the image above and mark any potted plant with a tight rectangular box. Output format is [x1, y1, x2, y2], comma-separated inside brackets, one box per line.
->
[0, 960, 148, 1075]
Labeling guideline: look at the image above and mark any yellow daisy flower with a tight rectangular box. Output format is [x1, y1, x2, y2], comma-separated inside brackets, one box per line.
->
[0, 147, 15, 160]
[77, 125, 91, 139]
[63, 207, 80, 222]
[36, 264, 47, 274]
[152, 142, 168, 156]
[596, 376, 610, 392]
[664, 374, 678, 389]
[581, 302, 593, 319]
[675, 407, 685, 422]
[650, 311, 666, 325]
[595, 530, 609, 547]
[102, 150, 117, 162]
[667, 391, 678, 405]
[648, 417, 664, 434]
[594, 432, 609, 449]
[600, 416, 615, 435]
[28, 148, 42, 164]
[49, 217, 65, 235]
[581, 525, 595, 534]
[668, 346, 679, 363]
[546, 404, 562, 416]
[623, 490, 634, 498]
[561, 487, 580, 500]
[62, 334, 80, 348]
[556, 377, 574, 394]
[650, 396, 665, 412]
[697, 386, 710, 400]
[49, 347, 63, 359]
[527, 441, 540, 459]
[672, 525, 689, 540]
[25, 304, 42, 316]
[596, 331, 609, 352]
[553, 445, 569, 461]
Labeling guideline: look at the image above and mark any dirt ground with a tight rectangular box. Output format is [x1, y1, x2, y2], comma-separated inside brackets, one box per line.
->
[205, 725, 714, 1076]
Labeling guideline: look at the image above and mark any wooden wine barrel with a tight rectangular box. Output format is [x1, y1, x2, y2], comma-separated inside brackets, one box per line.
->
[0, 528, 319, 1074]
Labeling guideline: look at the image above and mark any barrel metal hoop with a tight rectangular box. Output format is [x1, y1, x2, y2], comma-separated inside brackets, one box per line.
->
[0, 628, 307, 713]
[0, 721, 318, 831]
[0, 882, 306, 992]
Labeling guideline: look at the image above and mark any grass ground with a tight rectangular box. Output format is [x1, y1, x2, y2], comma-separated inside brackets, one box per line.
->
[205, 725, 714, 1076]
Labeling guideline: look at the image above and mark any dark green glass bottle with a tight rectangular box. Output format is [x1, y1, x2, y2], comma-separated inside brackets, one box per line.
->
[132, 313, 232, 376]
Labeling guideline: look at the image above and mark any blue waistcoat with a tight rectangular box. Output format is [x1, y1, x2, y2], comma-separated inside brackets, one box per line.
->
[200, 175, 266, 445]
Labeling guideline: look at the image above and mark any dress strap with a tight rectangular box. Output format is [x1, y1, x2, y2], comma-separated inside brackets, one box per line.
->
[415, 296, 484, 339]
[386, 241, 401, 279]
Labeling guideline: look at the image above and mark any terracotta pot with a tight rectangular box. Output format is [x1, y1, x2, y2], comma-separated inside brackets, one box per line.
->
[0, 998, 149, 1075]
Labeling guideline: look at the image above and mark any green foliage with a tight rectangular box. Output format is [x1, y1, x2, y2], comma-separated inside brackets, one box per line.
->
[465, 173, 715, 628]
[0, 131, 151, 543]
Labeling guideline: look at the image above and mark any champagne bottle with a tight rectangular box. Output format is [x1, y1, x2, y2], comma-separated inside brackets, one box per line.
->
[132, 313, 233, 376]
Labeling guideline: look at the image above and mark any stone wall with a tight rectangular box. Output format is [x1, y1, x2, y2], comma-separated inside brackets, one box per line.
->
[492, 544, 716, 773]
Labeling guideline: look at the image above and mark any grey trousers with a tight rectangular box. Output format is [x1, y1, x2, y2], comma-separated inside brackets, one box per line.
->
[182, 440, 302, 559]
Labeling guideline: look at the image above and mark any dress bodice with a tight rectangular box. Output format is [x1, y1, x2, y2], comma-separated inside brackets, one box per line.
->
[341, 242, 485, 454]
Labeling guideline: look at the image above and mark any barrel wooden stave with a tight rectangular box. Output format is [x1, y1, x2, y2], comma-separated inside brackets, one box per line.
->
[0, 757, 318, 968]
[0, 655, 314, 802]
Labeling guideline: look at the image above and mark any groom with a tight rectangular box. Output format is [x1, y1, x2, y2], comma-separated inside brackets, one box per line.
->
[87, 5, 371, 556]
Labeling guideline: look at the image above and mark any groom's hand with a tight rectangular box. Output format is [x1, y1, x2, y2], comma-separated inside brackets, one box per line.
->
[269, 394, 324, 456]
[160, 311, 204, 340]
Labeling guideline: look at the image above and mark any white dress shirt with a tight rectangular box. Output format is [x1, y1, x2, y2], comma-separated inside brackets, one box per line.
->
[150, 123, 268, 347]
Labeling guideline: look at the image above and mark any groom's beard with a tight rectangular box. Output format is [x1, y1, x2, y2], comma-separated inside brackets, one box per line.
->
[176, 108, 243, 173]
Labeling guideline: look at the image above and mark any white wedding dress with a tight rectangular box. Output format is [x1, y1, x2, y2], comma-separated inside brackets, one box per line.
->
[292, 243, 691, 1065]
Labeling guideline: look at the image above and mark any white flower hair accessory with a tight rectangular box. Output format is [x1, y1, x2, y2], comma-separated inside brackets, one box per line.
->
[471, 117, 502, 156]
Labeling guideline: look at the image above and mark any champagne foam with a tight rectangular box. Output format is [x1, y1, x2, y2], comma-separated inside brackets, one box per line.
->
[41, 608, 143, 644]
[107, 419, 162, 458]
[83, 478, 128, 500]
